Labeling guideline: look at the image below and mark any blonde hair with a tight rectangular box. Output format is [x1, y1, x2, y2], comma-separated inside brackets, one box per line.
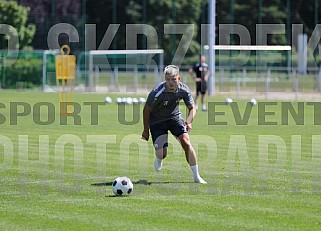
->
[164, 65, 179, 76]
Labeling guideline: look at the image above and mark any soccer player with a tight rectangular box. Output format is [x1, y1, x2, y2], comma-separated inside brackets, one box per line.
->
[141, 65, 207, 184]
[189, 55, 210, 111]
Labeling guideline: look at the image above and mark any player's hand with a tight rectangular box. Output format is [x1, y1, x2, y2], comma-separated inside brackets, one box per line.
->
[195, 78, 201, 82]
[184, 120, 192, 132]
[141, 130, 149, 141]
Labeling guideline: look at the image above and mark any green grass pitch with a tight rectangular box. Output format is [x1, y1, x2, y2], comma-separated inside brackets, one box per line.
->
[1, 90, 321, 230]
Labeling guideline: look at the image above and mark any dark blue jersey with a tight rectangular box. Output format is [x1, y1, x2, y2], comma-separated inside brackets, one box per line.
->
[146, 82, 194, 125]
[193, 62, 209, 80]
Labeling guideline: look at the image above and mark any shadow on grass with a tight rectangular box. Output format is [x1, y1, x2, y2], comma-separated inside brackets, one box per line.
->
[91, 179, 191, 187]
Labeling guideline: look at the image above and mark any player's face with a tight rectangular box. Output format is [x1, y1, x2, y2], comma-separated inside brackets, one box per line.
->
[165, 74, 180, 92]
[200, 55, 206, 63]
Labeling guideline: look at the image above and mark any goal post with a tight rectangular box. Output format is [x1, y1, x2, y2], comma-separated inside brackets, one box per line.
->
[86, 49, 164, 92]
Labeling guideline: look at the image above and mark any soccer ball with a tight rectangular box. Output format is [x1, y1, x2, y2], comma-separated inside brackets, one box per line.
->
[249, 98, 257, 106]
[139, 97, 146, 104]
[116, 98, 122, 104]
[112, 176, 133, 196]
[132, 98, 139, 104]
[105, 96, 112, 104]
[225, 97, 233, 105]
[125, 97, 133, 104]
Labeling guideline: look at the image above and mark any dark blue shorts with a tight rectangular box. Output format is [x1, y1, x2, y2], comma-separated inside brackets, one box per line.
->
[149, 119, 187, 150]
[196, 81, 207, 95]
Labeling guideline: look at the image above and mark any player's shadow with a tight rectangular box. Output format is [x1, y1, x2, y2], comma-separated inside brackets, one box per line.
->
[91, 179, 190, 187]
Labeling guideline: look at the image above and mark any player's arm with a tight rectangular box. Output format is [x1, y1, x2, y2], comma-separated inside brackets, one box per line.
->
[185, 104, 196, 132]
[204, 69, 211, 82]
[184, 90, 196, 131]
[188, 66, 198, 81]
[142, 104, 152, 141]
[204, 68, 210, 82]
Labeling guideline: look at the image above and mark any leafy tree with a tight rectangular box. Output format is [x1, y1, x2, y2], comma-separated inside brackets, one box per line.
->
[16, 0, 321, 59]
[216, 0, 287, 45]
[125, 0, 206, 65]
[87, 0, 129, 50]
[0, 1, 36, 50]
[87, 0, 205, 65]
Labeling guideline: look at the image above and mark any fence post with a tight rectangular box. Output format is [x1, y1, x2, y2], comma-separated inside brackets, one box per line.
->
[236, 77, 240, 98]
[133, 66, 138, 92]
[265, 68, 271, 99]
[242, 68, 247, 88]
[154, 65, 159, 85]
[219, 68, 226, 92]
[111, 66, 118, 90]
[95, 65, 99, 91]
[319, 67, 321, 91]
[293, 69, 298, 101]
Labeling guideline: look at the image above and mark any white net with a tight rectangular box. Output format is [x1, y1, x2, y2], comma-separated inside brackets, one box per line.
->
[81, 49, 164, 93]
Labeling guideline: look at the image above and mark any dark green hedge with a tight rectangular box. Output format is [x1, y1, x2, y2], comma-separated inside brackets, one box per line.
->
[0, 57, 42, 89]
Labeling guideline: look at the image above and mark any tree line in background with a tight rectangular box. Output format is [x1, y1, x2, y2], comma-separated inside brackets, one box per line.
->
[1, 0, 320, 64]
